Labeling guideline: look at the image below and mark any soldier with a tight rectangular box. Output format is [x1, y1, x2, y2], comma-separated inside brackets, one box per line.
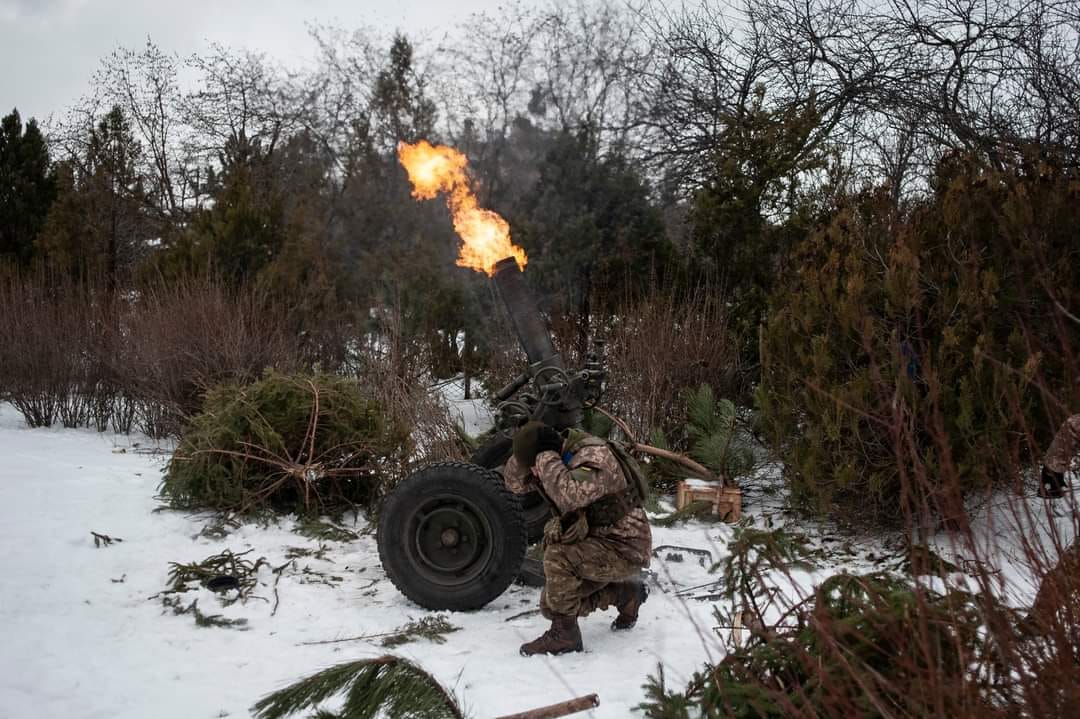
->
[1041, 414, 1078, 499]
[503, 421, 652, 656]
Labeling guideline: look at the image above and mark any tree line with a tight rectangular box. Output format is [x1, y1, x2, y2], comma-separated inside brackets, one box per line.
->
[2, 1, 1079, 495]
[3, 0, 1074, 318]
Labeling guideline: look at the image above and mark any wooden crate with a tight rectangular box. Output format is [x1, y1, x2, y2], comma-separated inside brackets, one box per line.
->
[676, 480, 742, 523]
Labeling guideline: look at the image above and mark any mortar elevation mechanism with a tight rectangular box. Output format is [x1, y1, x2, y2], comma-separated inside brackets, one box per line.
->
[377, 257, 606, 610]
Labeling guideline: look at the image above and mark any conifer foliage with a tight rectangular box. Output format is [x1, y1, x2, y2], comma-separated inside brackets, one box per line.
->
[162, 371, 408, 517]
[0, 109, 55, 267]
[639, 573, 1005, 718]
[757, 154, 1080, 522]
[252, 656, 464, 719]
[649, 384, 755, 490]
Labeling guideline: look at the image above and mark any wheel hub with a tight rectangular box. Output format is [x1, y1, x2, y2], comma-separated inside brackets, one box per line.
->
[440, 527, 461, 547]
[407, 496, 494, 586]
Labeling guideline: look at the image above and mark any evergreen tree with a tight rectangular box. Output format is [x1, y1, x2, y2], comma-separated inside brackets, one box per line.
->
[0, 109, 56, 267]
[151, 134, 286, 286]
[689, 88, 827, 366]
[372, 34, 437, 150]
[512, 123, 671, 348]
[341, 33, 486, 380]
[37, 106, 148, 291]
[758, 154, 1080, 523]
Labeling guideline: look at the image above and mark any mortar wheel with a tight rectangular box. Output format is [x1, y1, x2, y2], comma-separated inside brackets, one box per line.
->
[378, 462, 527, 611]
[472, 436, 550, 544]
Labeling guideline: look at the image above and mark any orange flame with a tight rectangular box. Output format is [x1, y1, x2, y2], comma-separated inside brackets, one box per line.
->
[397, 140, 527, 276]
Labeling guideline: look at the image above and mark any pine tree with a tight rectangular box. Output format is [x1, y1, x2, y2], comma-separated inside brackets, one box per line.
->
[151, 135, 286, 286]
[757, 154, 1080, 523]
[689, 88, 827, 366]
[0, 109, 56, 267]
[36, 106, 148, 292]
[512, 123, 672, 349]
[372, 34, 437, 150]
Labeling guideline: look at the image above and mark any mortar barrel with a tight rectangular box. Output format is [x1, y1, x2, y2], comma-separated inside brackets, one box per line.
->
[491, 257, 561, 368]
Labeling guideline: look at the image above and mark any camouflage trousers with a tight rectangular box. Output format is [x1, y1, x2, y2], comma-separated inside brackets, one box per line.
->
[539, 538, 644, 618]
[1044, 414, 1080, 474]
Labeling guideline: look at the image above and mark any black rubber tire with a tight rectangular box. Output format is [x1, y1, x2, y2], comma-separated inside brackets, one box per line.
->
[471, 436, 550, 543]
[377, 461, 527, 611]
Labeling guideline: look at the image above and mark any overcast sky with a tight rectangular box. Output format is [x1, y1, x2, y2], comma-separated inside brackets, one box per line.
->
[0, 0, 500, 124]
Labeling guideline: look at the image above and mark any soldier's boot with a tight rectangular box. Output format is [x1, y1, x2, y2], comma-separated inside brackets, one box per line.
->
[1039, 466, 1067, 499]
[519, 614, 583, 656]
[611, 579, 648, 631]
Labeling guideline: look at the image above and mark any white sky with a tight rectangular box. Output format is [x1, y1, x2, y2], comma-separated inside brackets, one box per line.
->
[0, 0, 501, 123]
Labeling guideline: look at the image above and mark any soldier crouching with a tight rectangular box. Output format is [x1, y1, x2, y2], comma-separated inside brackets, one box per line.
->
[503, 421, 652, 656]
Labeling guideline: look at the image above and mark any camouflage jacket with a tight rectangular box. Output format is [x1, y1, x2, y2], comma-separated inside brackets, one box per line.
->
[504, 435, 652, 567]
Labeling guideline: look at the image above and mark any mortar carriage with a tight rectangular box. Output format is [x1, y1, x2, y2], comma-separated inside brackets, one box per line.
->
[377, 258, 606, 611]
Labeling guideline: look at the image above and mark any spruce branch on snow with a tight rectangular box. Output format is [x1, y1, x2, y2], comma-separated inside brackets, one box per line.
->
[251, 655, 465, 719]
[91, 530, 123, 547]
[298, 615, 460, 647]
[164, 548, 268, 603]
[294, 516, 361, 542]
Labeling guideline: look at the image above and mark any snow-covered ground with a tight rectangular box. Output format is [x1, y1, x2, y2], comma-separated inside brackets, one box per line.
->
[0, 400, 1075, 718]
[0, 403, 727, 718]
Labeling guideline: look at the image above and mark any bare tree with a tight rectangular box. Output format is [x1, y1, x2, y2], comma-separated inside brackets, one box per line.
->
[94, 39, 185, 217]
[181, 44, 303, 170]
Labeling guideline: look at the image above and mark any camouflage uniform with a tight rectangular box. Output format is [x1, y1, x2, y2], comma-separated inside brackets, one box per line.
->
[504, 435, 652, 618]
[1044, 414, 1080, 474]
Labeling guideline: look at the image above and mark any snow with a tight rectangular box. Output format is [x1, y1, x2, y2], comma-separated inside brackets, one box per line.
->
[0, 403, 722, 718]
[1, 400, 1074, 718]
[680, 478, 717, 488]
[438, 377, 495, 437]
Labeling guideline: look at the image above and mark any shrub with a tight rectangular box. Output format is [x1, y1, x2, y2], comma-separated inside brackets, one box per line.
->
[594, 287, 747, 444]
[648, 384, 757, 492]
[641, 524, 1080, 718]
[161, 371, 409, 517]
[119, 280, 303, 436]
[641, 572, 1008, 718]
[0, 273, 306, 436]
[0, 273, 113, 428]
[757, 154, 1080, 523]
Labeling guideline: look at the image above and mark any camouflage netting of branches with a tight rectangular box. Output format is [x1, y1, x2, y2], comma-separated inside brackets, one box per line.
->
[757, 154, 1080, 523]
[161, 370, 409, 517]
[641, 572, 1019, 718]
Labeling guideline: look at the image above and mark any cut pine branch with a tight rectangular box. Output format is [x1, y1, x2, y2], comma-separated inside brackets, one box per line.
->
[592, 406, 728, 485]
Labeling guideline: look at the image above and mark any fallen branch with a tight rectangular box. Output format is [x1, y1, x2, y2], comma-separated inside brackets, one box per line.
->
[91, 531, 123, 548]
[298, 616, 459, 647]
[270, 559, 294, 616]
[494, 693, 600, 719]
[592, 406, 726, 485]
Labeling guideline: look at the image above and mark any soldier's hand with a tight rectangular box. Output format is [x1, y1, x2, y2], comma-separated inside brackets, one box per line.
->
[561, 512, 589, 543]
[535, 425, 561, 456]
[543, 516, 563, 545]
[513, 421, 562, 467]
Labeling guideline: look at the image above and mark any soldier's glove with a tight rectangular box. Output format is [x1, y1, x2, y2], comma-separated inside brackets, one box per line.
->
[513, 421, 562, 467]
[542, 512, 589, 545]
[561, 511, 589, 543]
[543, 516, 562, 546]
[536, 425, 562, 456]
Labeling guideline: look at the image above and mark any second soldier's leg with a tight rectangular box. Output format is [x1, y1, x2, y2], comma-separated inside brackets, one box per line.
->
[1045, 415, 1080, 474]
[1041, 414, 1079, 498]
